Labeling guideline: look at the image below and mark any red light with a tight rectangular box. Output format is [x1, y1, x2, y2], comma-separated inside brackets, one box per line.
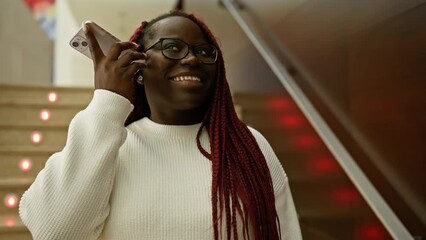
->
[4, 194, 18, 208]
[279, 114, 304, 128]
[355, 222, 387, 240]
[40, 109, 51, 121]
[267, 98, 292, 110]
[19, 158, 33, 172]
[331, 187, 360, 205]
[307, 156, 339, 174]
[31, 132, 43, 144]
[5, 216, 16, 228]
[48, 92, 58, 103]
[294, 134, 320, 148]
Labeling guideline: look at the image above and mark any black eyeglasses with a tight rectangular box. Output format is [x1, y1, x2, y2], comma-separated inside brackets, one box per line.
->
[144, 38, 218, 64]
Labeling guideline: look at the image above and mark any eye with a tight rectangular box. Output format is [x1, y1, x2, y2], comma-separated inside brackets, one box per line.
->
[162, 42, 181, 52]
[195, 49, 208, 55]
[195, 45, 215, 57]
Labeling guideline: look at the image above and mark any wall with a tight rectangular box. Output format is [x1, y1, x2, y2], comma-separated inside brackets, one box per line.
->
[53, 0, 93, 87]
[0, 0, 52, 86]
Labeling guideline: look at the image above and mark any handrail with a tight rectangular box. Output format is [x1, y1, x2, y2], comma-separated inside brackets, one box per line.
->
[220, 0, 414, 239]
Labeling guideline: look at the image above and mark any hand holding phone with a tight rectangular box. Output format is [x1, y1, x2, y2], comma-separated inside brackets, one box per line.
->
[70, 21, 147, 104]
[70, 21, 132, 59]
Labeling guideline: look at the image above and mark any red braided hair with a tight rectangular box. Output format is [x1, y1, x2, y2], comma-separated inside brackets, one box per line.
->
[127, 10, 281, 240]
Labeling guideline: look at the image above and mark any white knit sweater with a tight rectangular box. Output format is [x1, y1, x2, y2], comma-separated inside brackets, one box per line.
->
[19, 90, 302, 240]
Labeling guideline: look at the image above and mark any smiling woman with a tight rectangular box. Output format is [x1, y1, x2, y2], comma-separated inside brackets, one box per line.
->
[131, 15, 218, 125]
[18, 10, 302, 240]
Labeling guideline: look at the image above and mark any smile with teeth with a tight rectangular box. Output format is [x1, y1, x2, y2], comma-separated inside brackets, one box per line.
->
[171, 76, 201, 82]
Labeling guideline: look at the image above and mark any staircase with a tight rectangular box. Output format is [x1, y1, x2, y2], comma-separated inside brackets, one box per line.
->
[0, 84, 395, 239]
[233, 93, 394, 240]
[0, 84, 93, 240]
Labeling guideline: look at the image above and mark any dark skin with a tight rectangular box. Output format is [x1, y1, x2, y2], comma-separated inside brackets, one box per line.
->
[83, 24, 147, 104]
[84, 16, 217, 125]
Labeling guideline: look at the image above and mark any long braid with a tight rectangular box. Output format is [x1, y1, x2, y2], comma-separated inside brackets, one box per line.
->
[128, 10, 281, 240]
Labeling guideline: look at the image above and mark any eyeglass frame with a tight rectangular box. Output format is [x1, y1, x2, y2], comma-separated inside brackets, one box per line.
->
[142, 38, 218, 64]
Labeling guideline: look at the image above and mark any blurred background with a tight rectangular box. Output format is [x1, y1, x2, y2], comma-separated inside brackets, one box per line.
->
[0, 0, 425, 239]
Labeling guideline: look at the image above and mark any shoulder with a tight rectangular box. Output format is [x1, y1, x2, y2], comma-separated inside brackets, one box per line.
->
[247, 126, 288, 192]
[247, 126, 270, 147]
[247, 126, 278, 162]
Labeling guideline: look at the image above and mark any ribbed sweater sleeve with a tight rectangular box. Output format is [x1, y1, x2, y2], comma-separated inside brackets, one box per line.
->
[19, 90, 134, 240]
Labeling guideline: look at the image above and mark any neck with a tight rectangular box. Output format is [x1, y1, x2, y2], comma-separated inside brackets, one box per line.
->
[149, 108, 206, 125]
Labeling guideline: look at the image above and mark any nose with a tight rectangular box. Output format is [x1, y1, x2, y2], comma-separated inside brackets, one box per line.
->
[180, 49, 200, 65]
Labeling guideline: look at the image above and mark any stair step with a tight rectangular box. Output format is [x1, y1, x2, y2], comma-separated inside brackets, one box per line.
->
[0, 146, 60, 154]
[0, 178, 33, 188]
[291, 177, 372, 219]
[0, 153, 50, 178]
[0, 103, 85, 127]
[0, 126, 68, 148]
[299, 223, 335, 240]
[299, 215, 392, 240]
[0, 178, 31, 215]
[234, 93, 290, 111]
[272, 149, 347, 185]
[0, 214, 31, 240]
[0, 84, 93, 106]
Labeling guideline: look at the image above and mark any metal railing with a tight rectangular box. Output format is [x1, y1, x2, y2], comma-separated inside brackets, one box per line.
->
[220, 0, 414, 239]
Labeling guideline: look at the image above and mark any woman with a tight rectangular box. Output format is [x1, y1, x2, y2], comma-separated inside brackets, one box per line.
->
[19, 11, 302, 240]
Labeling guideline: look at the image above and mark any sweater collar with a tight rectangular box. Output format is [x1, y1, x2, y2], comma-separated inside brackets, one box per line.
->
[134, 117, 203, 138]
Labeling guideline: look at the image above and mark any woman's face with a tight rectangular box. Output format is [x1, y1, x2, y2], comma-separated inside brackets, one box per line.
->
[142, 16, 217, 124]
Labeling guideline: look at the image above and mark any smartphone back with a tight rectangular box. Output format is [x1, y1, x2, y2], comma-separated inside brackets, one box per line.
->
[70, 21, 120, 59]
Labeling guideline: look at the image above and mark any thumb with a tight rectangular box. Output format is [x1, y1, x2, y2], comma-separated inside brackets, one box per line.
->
[83, 22, 104, 64]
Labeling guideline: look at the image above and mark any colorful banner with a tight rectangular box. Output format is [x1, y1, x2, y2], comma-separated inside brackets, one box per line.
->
[24, 0, 56, 40]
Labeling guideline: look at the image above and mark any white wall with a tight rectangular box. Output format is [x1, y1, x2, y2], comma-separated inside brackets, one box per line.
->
[0, 0, 52, 86]
[54, 0, 93, 87]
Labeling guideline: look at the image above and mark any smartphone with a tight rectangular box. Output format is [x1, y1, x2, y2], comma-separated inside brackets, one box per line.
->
[69, 21, 122, 59]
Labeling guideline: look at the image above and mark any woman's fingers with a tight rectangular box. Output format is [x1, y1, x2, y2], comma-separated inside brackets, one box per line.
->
[83, 23, 104, 64]
[124, 62, 146, 79]
[106, 41, 139, 61]
[117, 52, 147, 67]
[110, 47, 147, 79]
